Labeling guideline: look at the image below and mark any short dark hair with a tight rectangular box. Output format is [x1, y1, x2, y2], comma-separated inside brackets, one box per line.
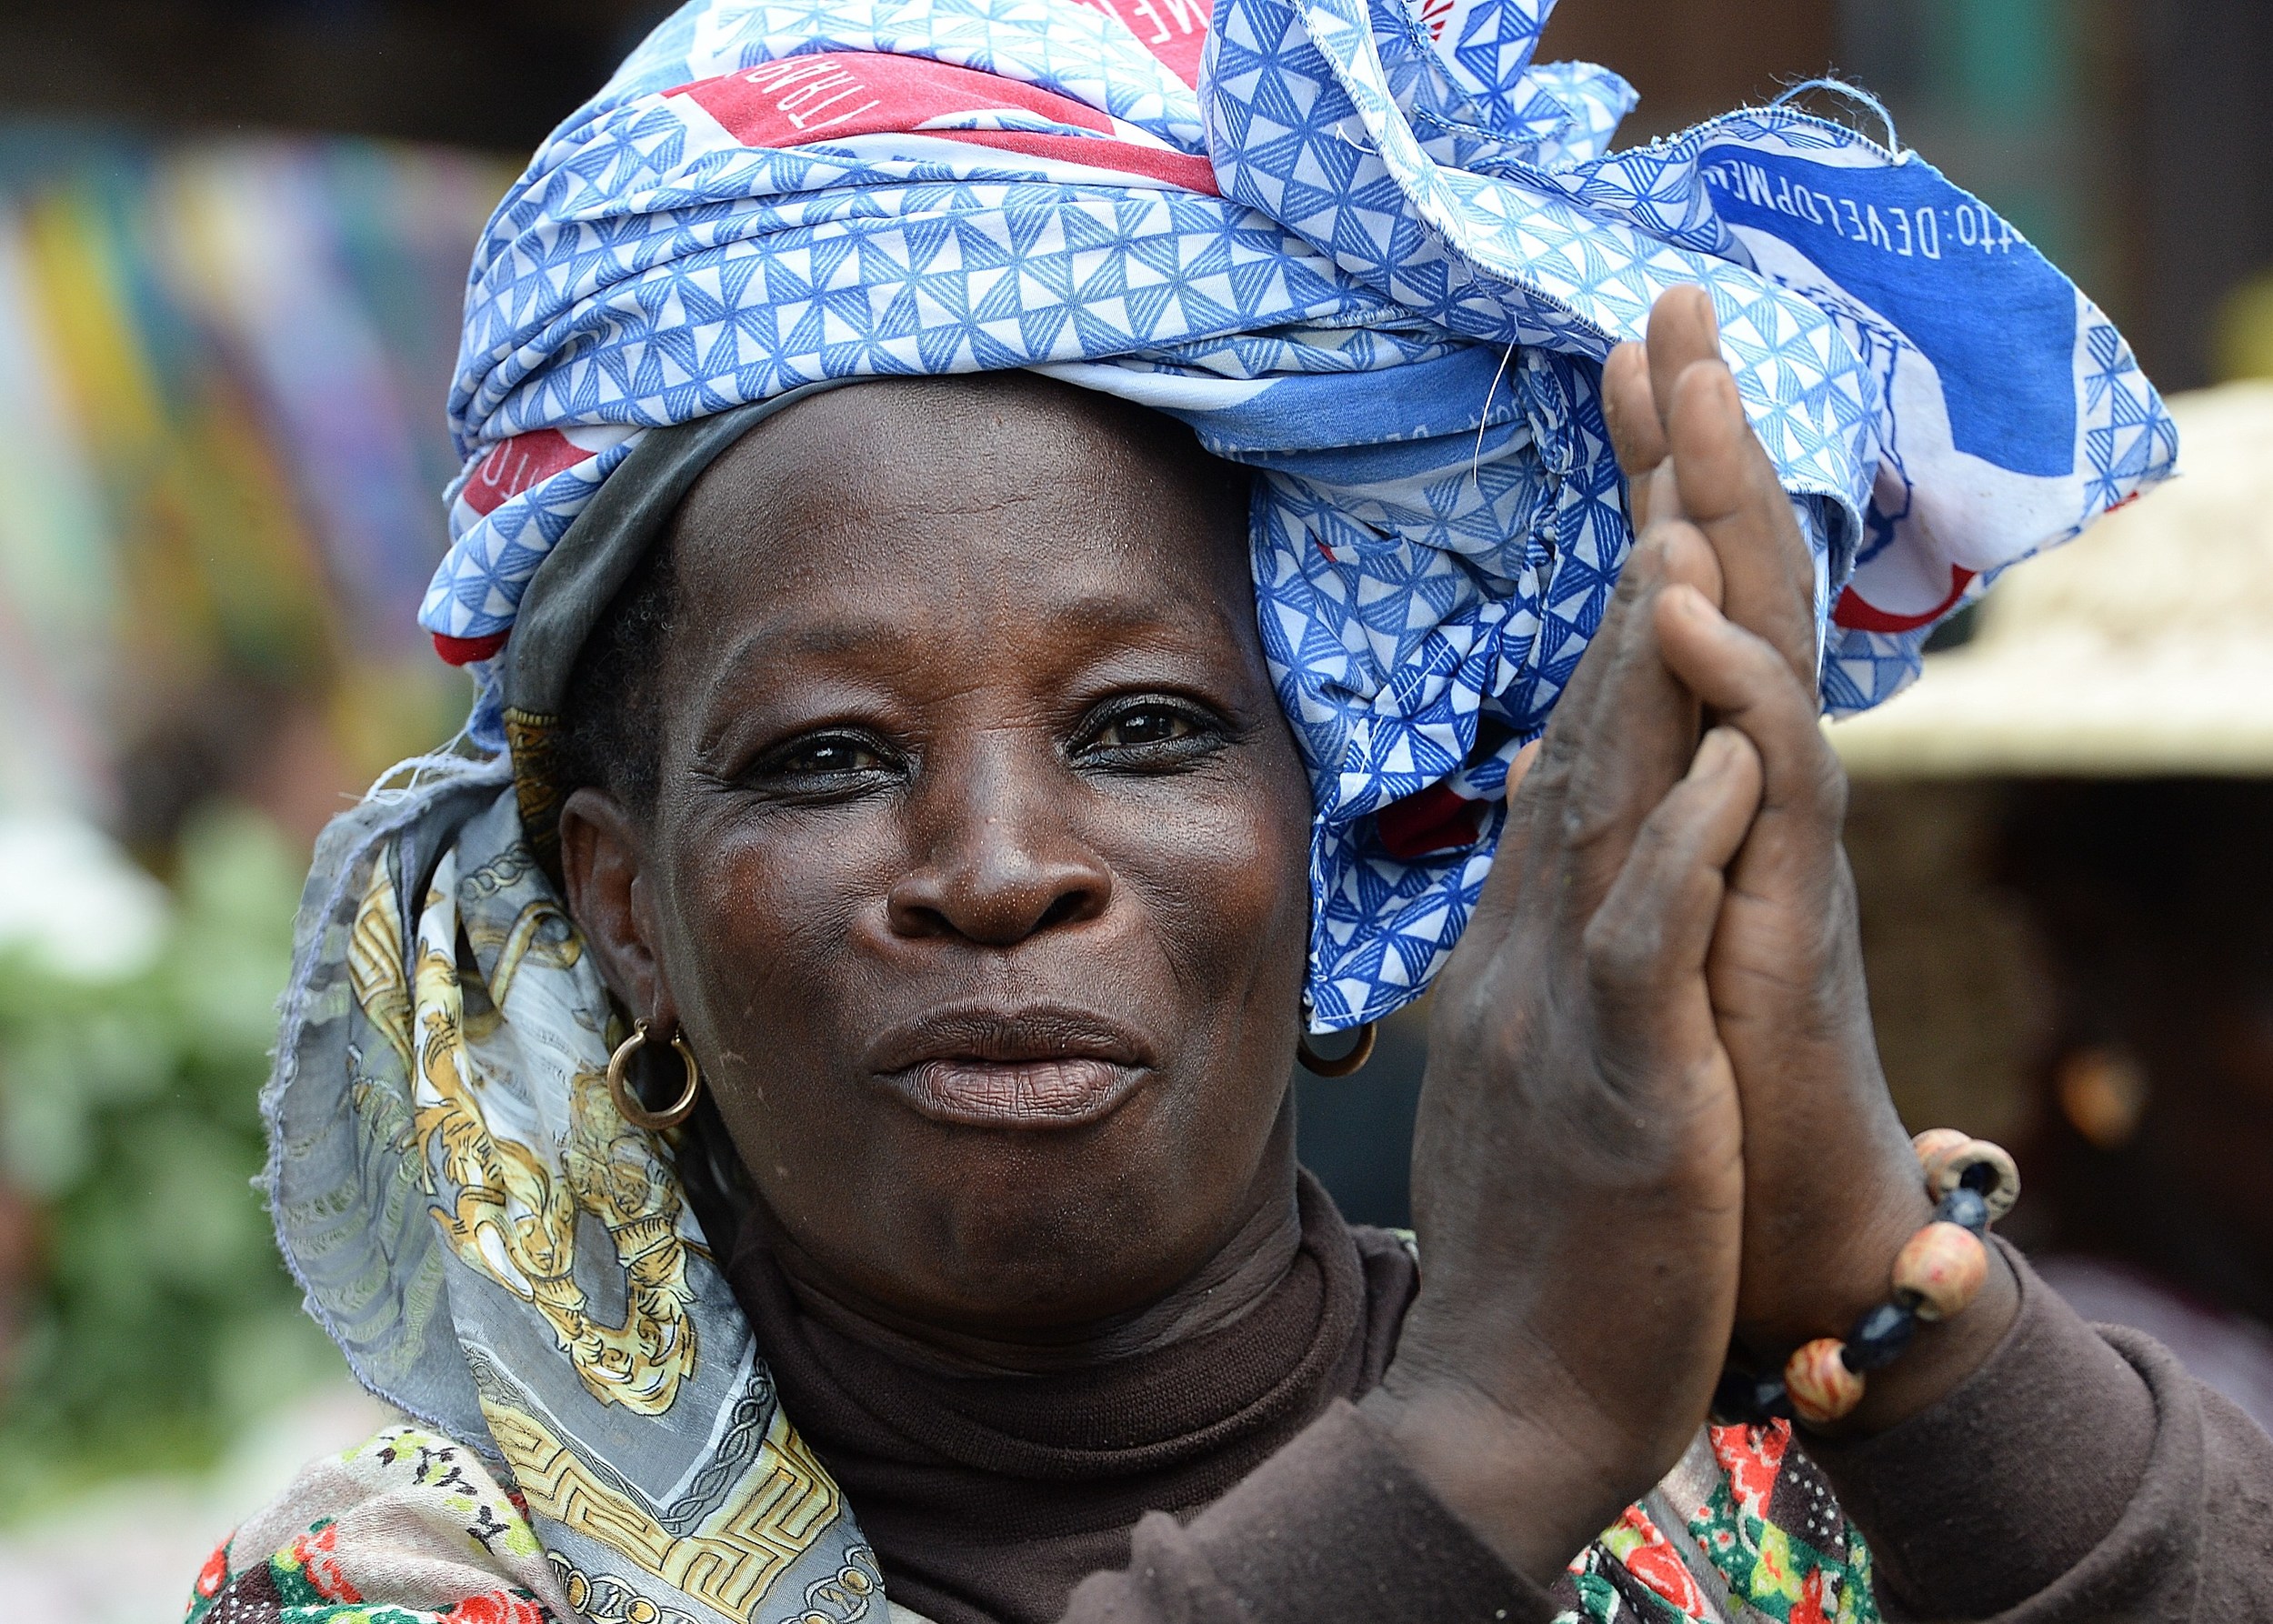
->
[555, 533, 679, 814]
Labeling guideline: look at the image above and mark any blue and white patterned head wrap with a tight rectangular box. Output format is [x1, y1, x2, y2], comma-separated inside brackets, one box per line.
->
[421, 0, 2173, 1029]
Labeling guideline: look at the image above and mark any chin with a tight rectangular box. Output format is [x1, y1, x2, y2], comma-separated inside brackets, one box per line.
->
[816, 1107, 1234, 1332]
[911, 1137, 1221, 1328]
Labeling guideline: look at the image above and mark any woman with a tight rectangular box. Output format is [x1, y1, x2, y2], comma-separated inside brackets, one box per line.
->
[192, 1, 2259, 1620]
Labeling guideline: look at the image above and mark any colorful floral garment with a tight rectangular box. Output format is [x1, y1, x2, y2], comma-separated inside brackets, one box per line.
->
[1548, 1425, 1877, 1624]
[183, 1427, 568, 1624]
[186, 1420, 1867, 1624]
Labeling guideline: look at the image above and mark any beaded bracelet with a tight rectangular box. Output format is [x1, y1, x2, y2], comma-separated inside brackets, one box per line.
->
[1711, 1129, 2020, 1429]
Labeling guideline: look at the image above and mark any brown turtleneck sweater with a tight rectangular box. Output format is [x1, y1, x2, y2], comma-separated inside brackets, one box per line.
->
[727, 1174, 1415, 1623]
[726, 1174, 2273, 1624]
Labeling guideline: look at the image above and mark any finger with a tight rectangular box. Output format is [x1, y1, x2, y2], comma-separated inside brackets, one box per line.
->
[1604, 343, 1665, 477]
[1505, 737, 1544, 803]
[1603, 343, 1670, 529]
[1654, 583, 1846, 892]
[1544, 525, 1727, 933]
[1478, 536, 1670, 911]
[1644, 286, 1725, 443]
[1460, 739, 1547, 943]
[1622, 284, 1737, 540]
[1469, 529, 1699, 943]
[1664, 360, 1817, 689]
[1582, 727, 1764, 1036]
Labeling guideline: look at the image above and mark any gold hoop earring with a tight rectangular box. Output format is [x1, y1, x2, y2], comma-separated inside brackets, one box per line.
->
[1297, 1020, 1377, 1078]
[606, 1019, 704, 1130]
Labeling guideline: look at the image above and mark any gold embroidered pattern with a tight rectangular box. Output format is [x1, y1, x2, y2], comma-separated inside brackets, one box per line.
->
[504, 707, 565, 876]
[346, 853, 701, 1417]
[493, 1398, 843, 1617]
[293, 785, 875, 1624]
[347, 853, 416, 1076]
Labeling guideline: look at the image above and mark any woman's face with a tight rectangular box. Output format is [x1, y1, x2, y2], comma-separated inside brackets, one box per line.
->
[567, 376, 1314, 1337]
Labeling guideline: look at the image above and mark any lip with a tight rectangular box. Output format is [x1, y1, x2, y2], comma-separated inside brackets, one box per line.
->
[866, 1004, 1155, 1128]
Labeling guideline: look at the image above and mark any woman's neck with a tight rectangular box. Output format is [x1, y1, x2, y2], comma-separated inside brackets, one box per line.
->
[760, 1137, 1307, 1378]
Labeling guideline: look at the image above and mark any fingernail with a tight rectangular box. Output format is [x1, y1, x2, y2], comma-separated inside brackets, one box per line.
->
[1691, 728, 1737, 776]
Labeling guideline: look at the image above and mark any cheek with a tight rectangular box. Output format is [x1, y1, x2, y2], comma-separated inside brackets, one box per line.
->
[655, 811, 884, 1048]
[648, 809, 912, 1238]
[1109, 773, 1312, 1030]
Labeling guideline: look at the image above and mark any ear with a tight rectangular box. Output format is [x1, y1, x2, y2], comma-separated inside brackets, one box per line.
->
[559, 786, 677, 1030]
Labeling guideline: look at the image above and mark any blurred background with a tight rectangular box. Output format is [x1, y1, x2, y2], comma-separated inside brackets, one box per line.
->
[0, 1, 2269, 1617]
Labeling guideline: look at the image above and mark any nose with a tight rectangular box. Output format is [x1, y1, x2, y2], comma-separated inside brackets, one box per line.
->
[885, 747, 1113, 947]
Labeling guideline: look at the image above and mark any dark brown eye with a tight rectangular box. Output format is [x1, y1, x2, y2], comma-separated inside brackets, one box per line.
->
[1089, 706, 1198, 749]
[777, 736, 886, 777]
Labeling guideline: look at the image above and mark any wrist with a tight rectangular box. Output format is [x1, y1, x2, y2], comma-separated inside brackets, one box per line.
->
[1727, 1132, 2024, 1436]
[1764, 1178, 1939, 1352]
[1360, 1369, 1636, 1588]
[1837, 1238, 2018, 1436]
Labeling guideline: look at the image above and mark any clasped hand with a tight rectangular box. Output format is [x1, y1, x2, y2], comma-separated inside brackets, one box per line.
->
[1363, 286, 2020, 1584]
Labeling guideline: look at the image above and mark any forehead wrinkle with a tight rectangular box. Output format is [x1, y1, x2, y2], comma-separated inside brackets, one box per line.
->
[673, 447, 1146, 616]
[681, 376, 1120, 530]
[676, 456, 1243, 637]
[696, 581, 1249, 716]
[672, 371, 1247, 569]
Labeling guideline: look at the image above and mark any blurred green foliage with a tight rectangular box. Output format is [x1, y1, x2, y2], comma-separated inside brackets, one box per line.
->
[0, 807, 341, 1518]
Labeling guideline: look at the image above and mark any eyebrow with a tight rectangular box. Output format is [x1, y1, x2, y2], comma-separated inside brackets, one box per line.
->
[691, 587, 1247, 725]
[720, 586, 1237, 669]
